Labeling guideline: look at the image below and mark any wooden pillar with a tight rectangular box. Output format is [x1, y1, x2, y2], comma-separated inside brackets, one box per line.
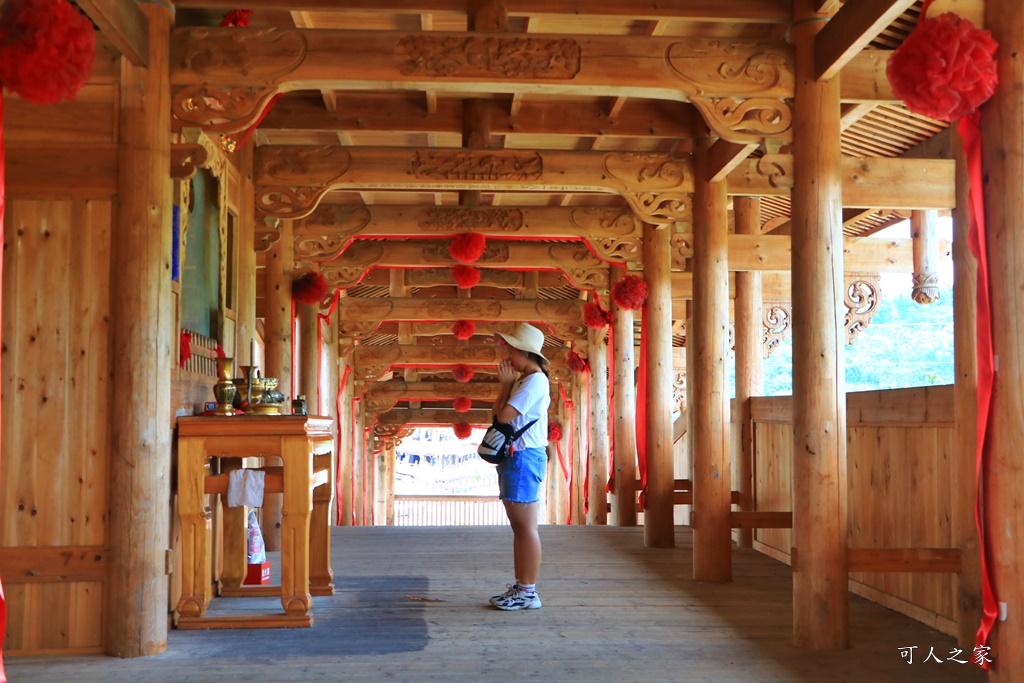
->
[586, 325, 609, 524]
[643, 222, 674, 548]
[547, 397, 569, 525]
[981, 0, 1024, 674]
[734, 197, 764, 549]
[691, 137, 732, 581]
[910, 210, 941, 304]
[570, 372, 586, 524]
[352, 399, 366, 525]
[610, 268, 638, 526]
[297, 299, 320, 411]
[950, 127, 981, 648]
[791, 0, 848, 650]
[338, 346, 355, 526]
[105, 2, 173, 658]
[262, 219, 293, 549]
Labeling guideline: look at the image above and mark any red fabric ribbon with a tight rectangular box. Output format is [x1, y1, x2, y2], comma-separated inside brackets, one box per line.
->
[635, 302, 649, 508]
[958, 112, 999, 670]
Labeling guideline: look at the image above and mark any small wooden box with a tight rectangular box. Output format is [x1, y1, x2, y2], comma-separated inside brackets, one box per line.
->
[244, 561, 271, 585]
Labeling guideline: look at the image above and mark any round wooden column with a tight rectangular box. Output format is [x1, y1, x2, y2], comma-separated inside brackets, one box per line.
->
[352, 396, 366, 525]
[338, 342, 355, 526]
[791, 0, 848, 650]
[106, 2, 174, 658]
[643, 222, 675, 548]
[610, 267, 638, 526]
[692, 137, 732, 581]
[297, 299, 320, 411]
[734, 197, 764, 549]
[950, 127, 981, 649]
[570, 371, 587, 524]
[981, 0, 1024, 674]
[586, 325, 609, 524]
[263, 219, 294, 549]
[910, 210, 941, 304]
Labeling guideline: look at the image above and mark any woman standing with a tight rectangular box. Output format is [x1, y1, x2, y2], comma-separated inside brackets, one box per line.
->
[488, 322, 551, 611]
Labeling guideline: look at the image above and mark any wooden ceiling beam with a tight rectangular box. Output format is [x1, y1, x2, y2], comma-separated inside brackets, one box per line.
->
[173, 0, 792, 23]
[260, 95, 697, 140]
[706, 140, 759, 183]
[816, 0, 917, 81]
[253, 145, 954, 219]
[76, 0, 149, 66]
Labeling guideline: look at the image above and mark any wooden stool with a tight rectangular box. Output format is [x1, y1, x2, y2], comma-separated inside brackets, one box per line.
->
[175, 415, 335, 629]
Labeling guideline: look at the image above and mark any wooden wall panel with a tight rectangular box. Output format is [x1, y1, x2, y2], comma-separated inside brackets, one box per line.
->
[750, 387, 958, 635]
[1, 199, 113, 652]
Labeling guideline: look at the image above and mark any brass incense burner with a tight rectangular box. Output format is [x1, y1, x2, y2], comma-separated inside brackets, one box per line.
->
[234, 372, 286, 415]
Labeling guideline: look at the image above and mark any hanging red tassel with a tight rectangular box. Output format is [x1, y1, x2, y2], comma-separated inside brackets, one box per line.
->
[220, 9, 253, 27]
[583, 301, 612, 329]
[0, 0, 95, 105]
[449, 232, 486, 263]
[612, 274, 649, 311]
[548, 422, 563, 442]
[452, 364, 475, 382]
[452, 320, 475, 340]
[292, 271, 329, 304]
[568, 350, 590, 374]
[453, 397, 472, 413]
[179, 331, 192, 368]
[452, 422, 474, 439]
[215, 344, 226, 359]
[452, 264, 481, 289]
[886, 0, 998, 122]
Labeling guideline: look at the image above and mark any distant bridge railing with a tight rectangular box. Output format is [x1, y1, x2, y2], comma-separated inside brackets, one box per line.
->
[394, 495, 506, 526]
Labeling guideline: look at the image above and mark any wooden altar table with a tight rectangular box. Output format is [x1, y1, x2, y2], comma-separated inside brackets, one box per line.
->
[175, 415, 335, 629]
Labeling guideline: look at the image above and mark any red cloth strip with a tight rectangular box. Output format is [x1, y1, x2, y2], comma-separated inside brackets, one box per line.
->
[957, 113, 998, 669]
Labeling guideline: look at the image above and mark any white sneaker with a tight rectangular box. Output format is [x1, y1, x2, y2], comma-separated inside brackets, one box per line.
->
[493, 587, 542, 611]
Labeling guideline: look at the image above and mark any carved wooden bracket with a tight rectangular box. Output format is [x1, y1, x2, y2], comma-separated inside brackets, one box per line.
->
[170, 143, 208, 180]
[845, 274, 882, 345]
[689, 96, 793, 144]
[602, 152, 694, 225]
[255, 146, 353, 219]
[762, 302, 792, 358]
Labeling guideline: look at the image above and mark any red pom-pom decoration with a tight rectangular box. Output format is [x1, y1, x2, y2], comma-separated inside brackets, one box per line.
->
[179, 331, 192, 368]
[452, 364, 475, 382]
[452, 423, 474, 440]
[548, 422, 563, 442]
[0, 0, 96, 105]
[220, 9, 254, 26]
[452, 265, 482, 289]
[453, 397, 472, 413]
[612, 274, 649, 311]
[886, 2, 998, 122]
[292, 271, 329, 304]
[568, 351, 590, 374]
[583, 301, 612, 329]
[449, 233, 486, 263]
[452, 320, 476, 340]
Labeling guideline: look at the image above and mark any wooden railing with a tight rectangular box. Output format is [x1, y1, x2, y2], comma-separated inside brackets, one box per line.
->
[394, 495, 506, 526]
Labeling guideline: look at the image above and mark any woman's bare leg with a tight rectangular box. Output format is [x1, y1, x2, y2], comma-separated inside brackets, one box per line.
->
[503, 500, 541, 585]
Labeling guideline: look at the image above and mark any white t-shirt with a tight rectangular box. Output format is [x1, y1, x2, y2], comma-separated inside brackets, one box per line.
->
[505, 371, 550, 451]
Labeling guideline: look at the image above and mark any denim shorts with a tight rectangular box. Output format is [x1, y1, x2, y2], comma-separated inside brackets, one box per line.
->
[497, 446, 548, 504]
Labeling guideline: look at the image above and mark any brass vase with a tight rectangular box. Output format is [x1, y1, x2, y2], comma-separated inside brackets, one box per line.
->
[212, 357, 237, 416]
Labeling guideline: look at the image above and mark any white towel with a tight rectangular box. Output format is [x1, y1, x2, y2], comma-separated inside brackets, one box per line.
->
[227, 469, 265, 508]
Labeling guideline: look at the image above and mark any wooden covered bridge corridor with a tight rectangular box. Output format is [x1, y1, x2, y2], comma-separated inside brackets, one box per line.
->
[7, 525, 986, 683]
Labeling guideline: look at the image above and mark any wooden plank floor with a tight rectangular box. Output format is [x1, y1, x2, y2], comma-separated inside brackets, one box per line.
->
[8, 526, 986, 683]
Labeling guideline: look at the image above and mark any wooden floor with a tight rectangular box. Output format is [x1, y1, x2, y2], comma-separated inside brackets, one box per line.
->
[8, 526, 986, 683]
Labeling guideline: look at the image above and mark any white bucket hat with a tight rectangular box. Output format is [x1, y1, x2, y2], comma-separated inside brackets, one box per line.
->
[496, 322, 549, 365]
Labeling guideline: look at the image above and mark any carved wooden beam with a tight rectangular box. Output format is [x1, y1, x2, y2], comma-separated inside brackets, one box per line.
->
[76, 0, 149, 67]
[669, 234, 950, 272]
[353, 345, 571, 382]
[293, 204, 643, 263]
[815, 0, 916, 81]
[261, 94, 698, 140]
[397, 321, 587, 343]
[318, 240, 612, 292]
[171, 29, 800, 138]
[339, 297, 585, 340]
[362, 379, 503, 412]
[174, 0, 793, 23]
[726, 155, 955, 208]
[378, 408, 492, 427]
[253, 146, 694, 223]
